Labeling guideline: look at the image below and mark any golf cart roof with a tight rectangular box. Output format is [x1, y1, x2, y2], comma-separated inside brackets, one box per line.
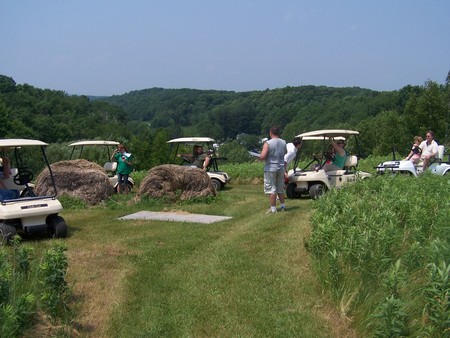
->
[0, 139, 48, 148]
[301, 136, 346, 141]
[167, 137, 215, 144]
[296, 129, 359, 138]
[69, 140, 120, 147]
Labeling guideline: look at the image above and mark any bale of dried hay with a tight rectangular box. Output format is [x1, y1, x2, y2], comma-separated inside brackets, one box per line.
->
[35, 159, 113, 205]
[136, 164, 215, 201]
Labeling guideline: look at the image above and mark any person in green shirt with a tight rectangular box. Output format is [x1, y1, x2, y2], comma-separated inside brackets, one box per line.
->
[111, 144, 133, 194]
[323, 139, 347, 172]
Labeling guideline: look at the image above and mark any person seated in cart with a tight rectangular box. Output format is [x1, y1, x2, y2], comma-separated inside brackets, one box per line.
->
[192, 146, 211, 171]
[323, 138, 347, 172]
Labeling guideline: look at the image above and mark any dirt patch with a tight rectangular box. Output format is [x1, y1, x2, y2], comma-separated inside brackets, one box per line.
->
[135, 164, 215, 201]
[35, 159, 113, 205]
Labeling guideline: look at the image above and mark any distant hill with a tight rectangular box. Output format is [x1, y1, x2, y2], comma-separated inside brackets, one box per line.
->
[2, 73, 448, 159]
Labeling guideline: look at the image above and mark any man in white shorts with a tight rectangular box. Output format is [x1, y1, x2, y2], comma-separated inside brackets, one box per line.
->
[260, 126, 287, 213]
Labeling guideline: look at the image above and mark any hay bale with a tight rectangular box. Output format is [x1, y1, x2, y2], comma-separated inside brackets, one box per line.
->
[136, 164, 215, 201]
[35, 159, 113, 205]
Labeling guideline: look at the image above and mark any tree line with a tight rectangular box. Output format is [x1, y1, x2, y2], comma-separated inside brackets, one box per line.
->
[1, 72, 449, 170]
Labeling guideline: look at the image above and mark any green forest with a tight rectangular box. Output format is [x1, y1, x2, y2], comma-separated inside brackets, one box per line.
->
[1, 73, 449, 170]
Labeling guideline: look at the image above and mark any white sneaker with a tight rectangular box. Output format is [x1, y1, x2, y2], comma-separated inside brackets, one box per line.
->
[266, 208, 277, 213]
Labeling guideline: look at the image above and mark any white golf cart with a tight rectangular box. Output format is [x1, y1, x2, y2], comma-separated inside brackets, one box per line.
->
[375, 144, 449, 176]
[69, 140, 135, 193]
[286, 130, 372, 199]
[0, 139, 67, 243]
[167, 137, 231, 191]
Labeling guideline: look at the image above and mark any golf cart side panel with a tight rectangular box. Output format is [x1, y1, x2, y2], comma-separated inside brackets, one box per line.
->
[207, 172, 229, 184]
[0, 198, 63, 220]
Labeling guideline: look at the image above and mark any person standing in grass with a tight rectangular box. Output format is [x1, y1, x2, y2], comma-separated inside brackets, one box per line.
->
[260, 126, 287, 213]
[111, 144, 133, 194]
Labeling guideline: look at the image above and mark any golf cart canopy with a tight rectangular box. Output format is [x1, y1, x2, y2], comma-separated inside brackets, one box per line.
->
[0, 139, 48, 148]
[301, 136, 346, 141]
[69, 140, 119, 147]
[167, 137, 215, 144]
[296, 130, 359, 139]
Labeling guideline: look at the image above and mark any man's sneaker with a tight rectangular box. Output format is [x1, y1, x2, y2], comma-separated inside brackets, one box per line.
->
[280, 206, 286, 212]
[266, 208, 277, 213]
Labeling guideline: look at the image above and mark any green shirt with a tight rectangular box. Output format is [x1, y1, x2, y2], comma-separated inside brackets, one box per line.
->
[113, 152, 133, 174]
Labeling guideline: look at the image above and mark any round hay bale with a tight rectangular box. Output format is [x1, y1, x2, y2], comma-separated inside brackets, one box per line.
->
[136, 164, 215, 201]
[35, 159, 113, 205]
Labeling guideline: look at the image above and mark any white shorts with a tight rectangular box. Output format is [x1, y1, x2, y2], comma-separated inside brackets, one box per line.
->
[264, 169, 285, 194]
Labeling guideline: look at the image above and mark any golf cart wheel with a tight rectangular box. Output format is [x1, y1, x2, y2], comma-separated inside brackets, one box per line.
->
[115, 181, 133, 194]
[309, 184, 326, 200]
[0, 223, 17, 245]
[49, 216, 68, 238]
[211, 178, 222, 191]
[286, 183, 301, 199]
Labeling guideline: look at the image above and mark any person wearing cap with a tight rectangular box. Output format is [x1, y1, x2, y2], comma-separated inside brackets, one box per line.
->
[323, 138, 347, 172]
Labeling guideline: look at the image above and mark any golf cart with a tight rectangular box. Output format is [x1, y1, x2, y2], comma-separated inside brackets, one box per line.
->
[69, 140, 135, 193]
[286, 130, 372, 199]
[0, 139, 67, 243]
[167, 137, 231, 190]
[375, 145, 449, 176]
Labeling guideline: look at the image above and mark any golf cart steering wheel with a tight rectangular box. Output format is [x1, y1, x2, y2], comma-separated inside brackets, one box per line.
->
[323, 151, 335, 162]
[13, 169, 34, 186]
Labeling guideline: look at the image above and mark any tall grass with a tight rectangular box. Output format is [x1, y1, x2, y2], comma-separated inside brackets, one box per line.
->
[307, 174, 450, 336]
[0, 238, 71, 337]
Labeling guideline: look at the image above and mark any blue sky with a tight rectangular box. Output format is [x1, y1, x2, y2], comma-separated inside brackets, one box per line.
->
[1, 1, 449, 96]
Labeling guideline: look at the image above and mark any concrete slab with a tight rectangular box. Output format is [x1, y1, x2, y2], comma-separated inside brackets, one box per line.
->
[118, 211, 232, 224]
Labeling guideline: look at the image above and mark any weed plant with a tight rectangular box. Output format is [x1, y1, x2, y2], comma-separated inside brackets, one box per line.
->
[0, 238, 71, 337]
[307, 174, 450, 336]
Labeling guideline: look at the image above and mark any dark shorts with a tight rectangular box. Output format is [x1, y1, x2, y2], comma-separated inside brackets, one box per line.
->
[117, 173, 129, 185]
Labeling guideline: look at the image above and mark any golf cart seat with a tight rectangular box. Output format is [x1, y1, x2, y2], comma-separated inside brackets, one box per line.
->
[436, 145, 445, 162]
[103, 161, 117, 172]
[344, 155, 358, 171]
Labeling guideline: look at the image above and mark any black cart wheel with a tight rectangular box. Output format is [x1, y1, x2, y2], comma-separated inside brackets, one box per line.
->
[0, 223, 17, 245]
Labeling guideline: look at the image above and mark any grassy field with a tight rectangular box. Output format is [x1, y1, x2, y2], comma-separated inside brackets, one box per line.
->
[27, 184, 354, 337]
[10, 155, 444, 337]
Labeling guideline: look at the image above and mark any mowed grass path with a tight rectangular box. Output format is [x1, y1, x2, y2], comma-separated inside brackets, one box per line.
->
[61, 185, 354, 337]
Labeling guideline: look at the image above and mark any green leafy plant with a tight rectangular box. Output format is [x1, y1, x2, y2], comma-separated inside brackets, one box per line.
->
[422, 261, 450, 337]
[38, 242, 69, 321]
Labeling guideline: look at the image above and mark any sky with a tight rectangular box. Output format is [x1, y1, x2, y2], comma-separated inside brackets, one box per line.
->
[1, 0, 449, 96]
